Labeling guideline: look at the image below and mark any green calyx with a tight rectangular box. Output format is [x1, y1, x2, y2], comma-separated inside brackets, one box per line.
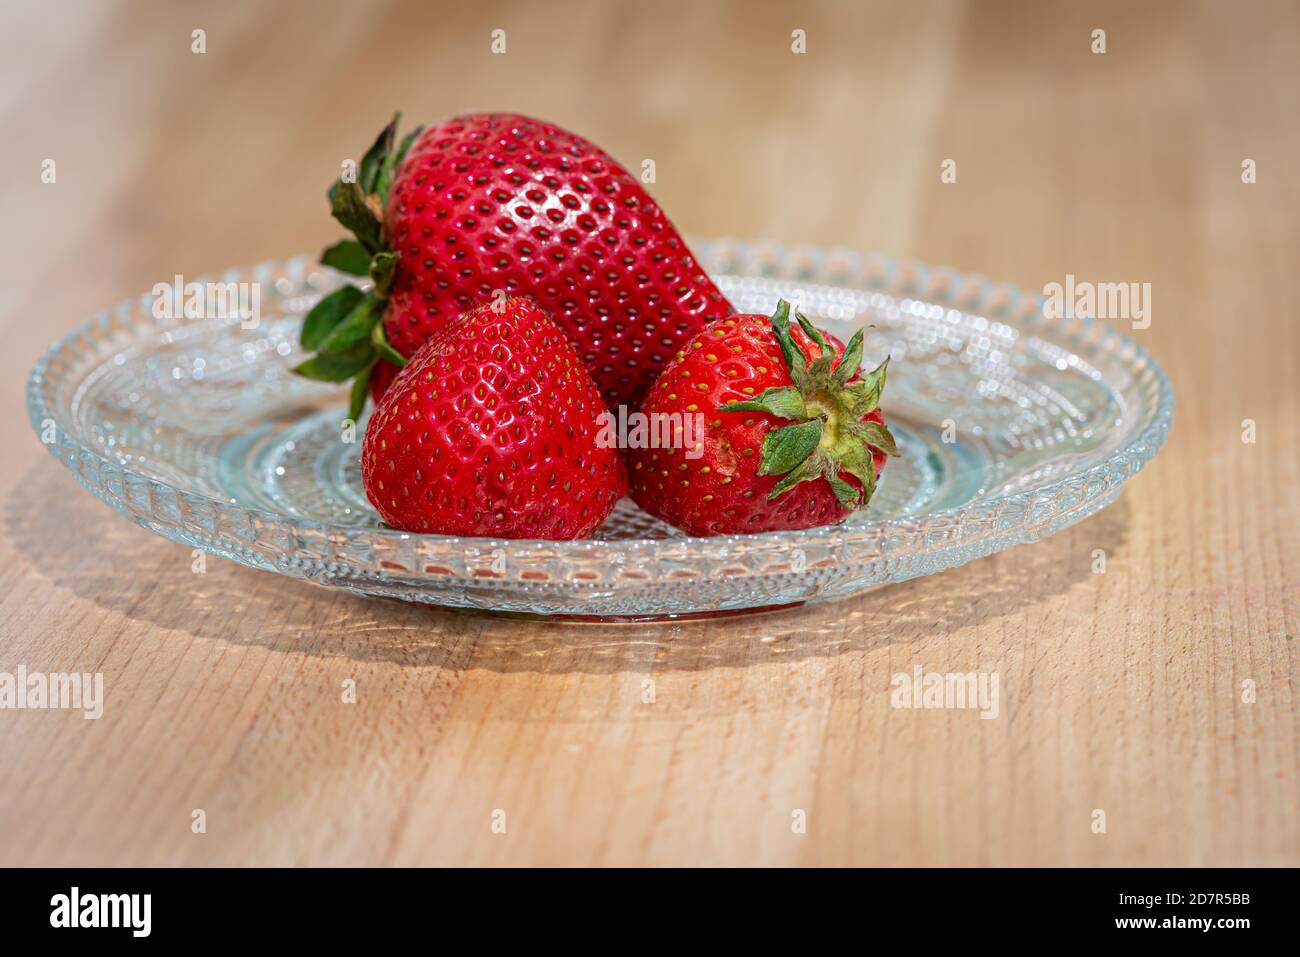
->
[719, 299, 898, 511]
[292, 112, 422, 421]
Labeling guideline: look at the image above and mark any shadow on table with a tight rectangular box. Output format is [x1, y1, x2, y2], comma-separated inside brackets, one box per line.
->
[7, 457, 1129, 675]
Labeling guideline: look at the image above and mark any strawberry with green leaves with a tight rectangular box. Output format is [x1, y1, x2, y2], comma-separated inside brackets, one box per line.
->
[627, 300, 896, 536]
[361, 296, 626, 539]
[295, 112, 733, 419]
[294, 113, 422, 421]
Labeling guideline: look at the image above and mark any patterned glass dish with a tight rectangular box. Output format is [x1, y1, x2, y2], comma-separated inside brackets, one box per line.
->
[27, 240, 1173, 618]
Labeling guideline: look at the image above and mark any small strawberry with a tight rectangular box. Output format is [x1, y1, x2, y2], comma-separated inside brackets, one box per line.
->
[361, 296, 627, 539]
[627, 301, 897, 536]
[295, 112, 733, 418]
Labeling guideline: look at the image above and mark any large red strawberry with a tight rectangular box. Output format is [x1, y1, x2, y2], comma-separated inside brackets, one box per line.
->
[361, 296, 626, 538]
[627, 301, 896, 536]
[294, 112, 733, 419]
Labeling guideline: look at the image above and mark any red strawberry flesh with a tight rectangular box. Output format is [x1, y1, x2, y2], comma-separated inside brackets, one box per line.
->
[361, 297, 627, 539]
[299, 112, 735, 414]
[628, 302, 895, 536]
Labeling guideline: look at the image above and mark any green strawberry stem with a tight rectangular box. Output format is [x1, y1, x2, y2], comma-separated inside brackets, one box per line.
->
[719, 300, 897, 511]
[292, 112, 422, 420]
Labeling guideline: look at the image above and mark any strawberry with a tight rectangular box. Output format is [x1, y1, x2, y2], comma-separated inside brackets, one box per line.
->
[627, 301, 897, 536]
[294, 112, 733, 419]
[360, 296, 626, 539]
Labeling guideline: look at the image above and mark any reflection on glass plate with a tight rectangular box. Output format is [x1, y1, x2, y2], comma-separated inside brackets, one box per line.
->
[27, 240, 1173, 618]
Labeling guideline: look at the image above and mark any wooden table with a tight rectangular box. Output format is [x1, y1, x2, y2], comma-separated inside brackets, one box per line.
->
[1, 0, 1295, 866]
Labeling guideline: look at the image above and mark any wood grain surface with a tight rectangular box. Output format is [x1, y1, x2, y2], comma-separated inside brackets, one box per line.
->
[0, 0, 1295, 866]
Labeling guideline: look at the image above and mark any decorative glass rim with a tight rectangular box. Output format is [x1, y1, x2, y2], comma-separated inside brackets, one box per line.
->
[26, 240, 1174, 592]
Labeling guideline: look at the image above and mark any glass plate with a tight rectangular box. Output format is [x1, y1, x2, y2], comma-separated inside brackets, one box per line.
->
[27, 240, 1173, 618]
